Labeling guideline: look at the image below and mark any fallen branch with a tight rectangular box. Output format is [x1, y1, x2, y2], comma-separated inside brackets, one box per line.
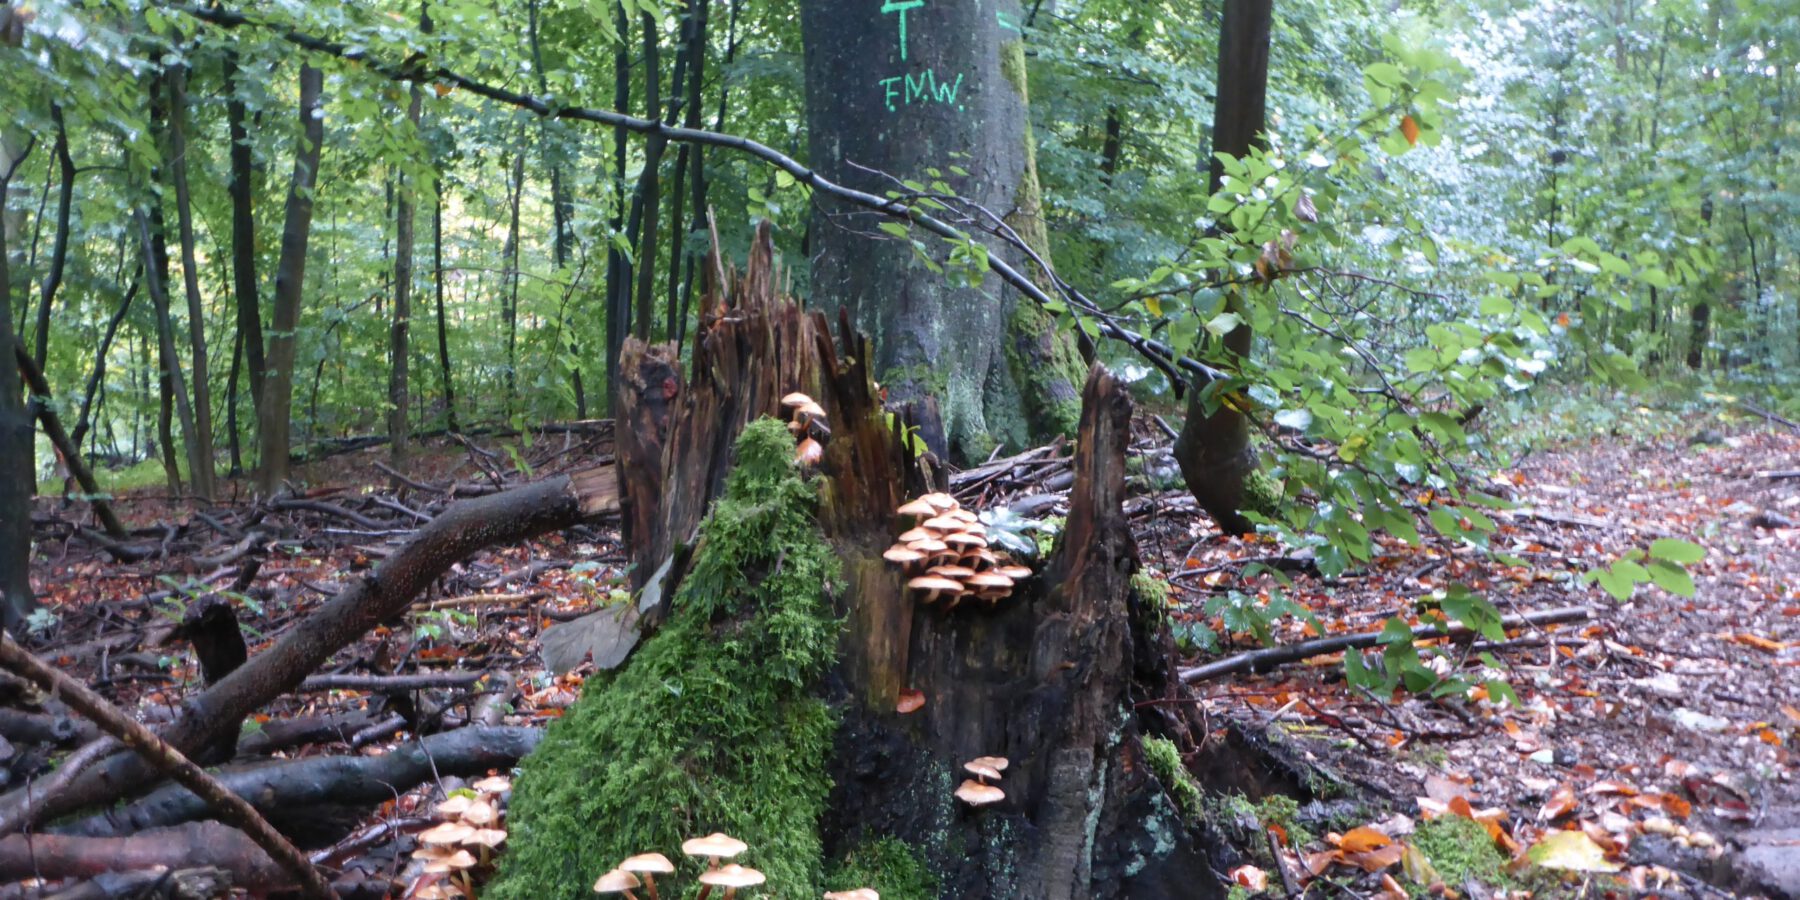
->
[298, 671, 488, 693]
[57, 725, 539, 838]
[1739, 401, 1800, 432]
[13, 344, 128, 539]
[0, 823, 283, 890]
[0, 466, 615, 826]
[1177, 605, 1593, 683]
[0, 635, 335, 899]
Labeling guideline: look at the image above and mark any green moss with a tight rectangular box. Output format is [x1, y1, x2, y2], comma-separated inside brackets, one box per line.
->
[1141, 736, 1203, 820]
[1409, 815, 1507, 891]
[487, 419, 843, 900]
[1214, 792, 1314, 848]
[1240, 466, 1283, 518]
[1132, 573, 1173, 629]
[825, 838, 937, 900]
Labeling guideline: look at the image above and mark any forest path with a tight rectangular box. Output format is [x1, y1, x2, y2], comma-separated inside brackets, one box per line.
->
[1155, 421, 1799, 894]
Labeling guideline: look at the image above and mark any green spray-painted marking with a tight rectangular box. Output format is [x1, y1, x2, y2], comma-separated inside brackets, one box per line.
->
[881, 0, 925, 61]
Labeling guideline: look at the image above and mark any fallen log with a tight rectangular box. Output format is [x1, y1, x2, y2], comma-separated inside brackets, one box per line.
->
[58, 725, 540, 840]
[297, 671, 488, 693]
[0, 466, 615, 830]
[1177, 605, 1594, 683]
[31, 865, 230, 900]
[0, 635, 333, 899]
[0, 823, 283, 890]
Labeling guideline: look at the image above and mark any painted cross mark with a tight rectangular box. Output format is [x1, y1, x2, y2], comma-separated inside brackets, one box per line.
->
[881, 0, 926, 61]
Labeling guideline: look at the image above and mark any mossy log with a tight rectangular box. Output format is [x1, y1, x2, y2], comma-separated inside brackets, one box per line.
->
[547, 224, 1225, 899]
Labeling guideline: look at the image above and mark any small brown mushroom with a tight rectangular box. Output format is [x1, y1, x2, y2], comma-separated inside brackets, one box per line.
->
[435, 794, 474, 817]
[963, 760, 1004, 782]
[946, 508, 979, 524]
[882, 544, 927, 568]
[927, 564, 976, 580]
[594, 868, 643, 898]
[795, 436, 824, 466]
[419, 822, 476, 846]
[619, 853, 676, 900]
[954, 779, 1006, 806]
[965, 571, 1015, 602]
[944, 532, 988, 552]
[896, 498, 938, 518]
[460, 798, 498, 826]
[968, 755, 1010, 773]
[824, 891, 881, 900]
[795, 399, 827, 421]
[906, 575, 965, 604]
[921, 492, 958, 511]
[905, 538, 948, 556]
[781, 391, 814, 409]
[921, 515, 967, 532]
[896, 526, 937, 542]
[698, 864, 766, 900]
[420, 847, 478, 874]
[681, 833, 749, 868]
[996, 564, 1033, 581]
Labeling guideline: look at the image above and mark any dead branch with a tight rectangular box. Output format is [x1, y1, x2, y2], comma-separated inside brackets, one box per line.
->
[0, 635, 335, 899]
[1177, 605, 1593, 683]
[13, 344, 128, 540]
[297, 671, 488, 693]
[0, 823, 284, 890]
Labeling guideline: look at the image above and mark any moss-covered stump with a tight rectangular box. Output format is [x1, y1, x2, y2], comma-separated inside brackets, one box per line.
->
[489, 420, 843, 900]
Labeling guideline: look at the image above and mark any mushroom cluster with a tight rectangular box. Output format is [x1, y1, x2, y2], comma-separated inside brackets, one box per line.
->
[954, 755, 1009, 807]
[781, 392, 828, 466]
[596, 832, 784, 900]
[408, 774, 513, 898]
[884, 493, 1032, 610]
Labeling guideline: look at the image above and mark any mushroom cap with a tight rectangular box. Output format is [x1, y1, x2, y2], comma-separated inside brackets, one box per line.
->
[944, 532, 988, 549]
[968, 755, 1010, 772]
[895, 499, 938, 518]
[795, 398, 827, 418]
[594, 868, 644, 893]
[927, 564, 976, 579]
[896, 527, 937, 542]
[781, 391, 814, 408]
[435, 794, 474, 817]
[954, 779, 1006, 806]
[465, 828, 508, 848]
[882, 545, 926, 565]
[906, 575, 965, 601]
[905, 538, 948, 554]
[921, 492, 958, 511]
[964, 548, 1000, 570]
[471, 775, 512, 793]
[996, 565, 1033, 580]
[824, 891, 881, 900]
[963, 761, 1004, 781]
[896, 688, 926, 714]
[946, 508, 979, 523]
[795, 436, 824, 465]
[965, 572, 1014, 595]
[421, 847, 478, 873]
[461, 798, 498, 826]
[698, 864, 767, 888]
[681, 832, 749, 860]
[419, 821, 476, 845]
[921, 515, 967, 532]
[620, 852, 676, 874]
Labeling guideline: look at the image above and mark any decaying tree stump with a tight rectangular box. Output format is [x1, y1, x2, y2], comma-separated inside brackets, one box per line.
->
[603, 224, 1221, 898]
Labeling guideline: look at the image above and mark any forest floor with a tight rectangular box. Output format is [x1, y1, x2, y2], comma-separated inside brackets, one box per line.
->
[15, 412, 1799, 897]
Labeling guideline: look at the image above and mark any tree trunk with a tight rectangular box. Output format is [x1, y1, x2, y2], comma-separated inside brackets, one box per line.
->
[800, 0, 1085, 461]
[388, 73, 422, 467]
[257, 64, 324, 495]
[138, 198, 203, 503]
[0, 131, 37, 631]
[165, 65, 217, 501]
[1172, 0, 1273, 537]
[433, 179, 458, 432]
[224, 47, 266, 413]
[582, 226, 1221, 898]
[31, 104, 72, 373]
[605, 1, 632, 415]
[527, 0, 586, 418]
[502, 145, 524, 412]
[634, 11, 667, 342]
[12, 347, 128, 539]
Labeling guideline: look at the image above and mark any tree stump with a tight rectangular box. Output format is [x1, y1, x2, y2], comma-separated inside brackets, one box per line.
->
[594, 223, 1223, 898]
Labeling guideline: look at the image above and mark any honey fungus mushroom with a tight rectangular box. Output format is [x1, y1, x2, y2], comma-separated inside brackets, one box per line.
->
[697, 863, 766, 900]
[954, 779, 1006, 806]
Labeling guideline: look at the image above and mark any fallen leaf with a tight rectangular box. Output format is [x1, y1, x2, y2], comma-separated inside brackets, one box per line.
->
[1526, 830, 1622, 872]
[1339, 826, 1394, 853]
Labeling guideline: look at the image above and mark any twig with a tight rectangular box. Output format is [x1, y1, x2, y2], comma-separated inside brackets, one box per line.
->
[1739, 401, 1800, 432]
[1177, 606, 1592, 683]
[0, 634, 337, 899]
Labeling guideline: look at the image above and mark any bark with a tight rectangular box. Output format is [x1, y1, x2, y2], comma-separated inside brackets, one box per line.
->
[165, 65, 217, 501]
[604, 1, 631, 415]
[69, 276, 138, 454]
[137, 207, 203, 502]
[1173, 0, 1272, 536]
[432, 179, 458, 431]
[257, 65, 324, 495]
[57, 725, 540, 840]
[663, 0, 707, 338]
[31, 104, 73, 372]
[12, 346, 128, 538]
[0, 133, 36, 631]
[0, 824, 285, 891]
[800, 0, 1084, 460]
[0, 465, 617, 826]
[502, 145, 524, 410]
[0, 634, 334, 899]
[388, 73, 422, 466]
[223, 47, 266, 412]
[633, 11, 667, 341]
[612, 228, 1218, 896]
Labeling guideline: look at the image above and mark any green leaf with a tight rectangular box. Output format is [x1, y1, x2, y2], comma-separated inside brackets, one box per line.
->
[1364, 62, 1405, 87]
[1648, 538, 1705, 564]
[1204, 311, 1243, 336]
[877, 222, 911, 239]
[1648, 560, 1696, 597]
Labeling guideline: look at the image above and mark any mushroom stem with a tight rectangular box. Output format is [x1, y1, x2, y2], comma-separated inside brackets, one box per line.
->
[695, 886, 712, 900]
[642, 876, 660, 900]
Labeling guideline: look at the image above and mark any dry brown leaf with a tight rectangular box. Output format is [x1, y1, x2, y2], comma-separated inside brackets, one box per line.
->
[1339, 826, 1394, 853]
[1538, 785, 1576, 821]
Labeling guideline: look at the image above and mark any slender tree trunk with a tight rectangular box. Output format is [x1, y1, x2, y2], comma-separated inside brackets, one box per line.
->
[677, 0, 739, 349]
[388, 74, 422, 466]
[526, 0, 586, 417]
[226, 328, 243, 476]
[71, 276, 138, 452]
[257, 65, 324, 495]
[502, 145, 525, 413]
[633, 11, 666, 342]
[664, 0, 709, 344]
[223, 47, 265, 413]
[433, 179, 458, 432]
[605, 2, 632, 414]
[139, 207, 202, 501]
[1172, 0, 1272, 536]
[0, 130, 39, 631]
[31, 105, 73, 373]
[165, 65, 216, 500]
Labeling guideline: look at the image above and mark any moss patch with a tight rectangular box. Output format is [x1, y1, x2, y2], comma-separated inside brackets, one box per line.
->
[1141, 736, 1203, 821]
[825, 838, 937, 900]
[1241, 466, 1283, 518]
[1409, 814, 1507, 891]
[487, 419, 842, 900]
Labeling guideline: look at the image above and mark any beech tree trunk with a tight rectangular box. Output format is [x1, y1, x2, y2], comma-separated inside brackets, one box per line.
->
[800, 0, 1084, 461]
[164, 64, 217, 500]
[614, 225, 1220, 898]
[257, 64, 324, 494]
[0, 130, 37, 630]
[224, 47, 266, 415]
[389, 68, 422, 466]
